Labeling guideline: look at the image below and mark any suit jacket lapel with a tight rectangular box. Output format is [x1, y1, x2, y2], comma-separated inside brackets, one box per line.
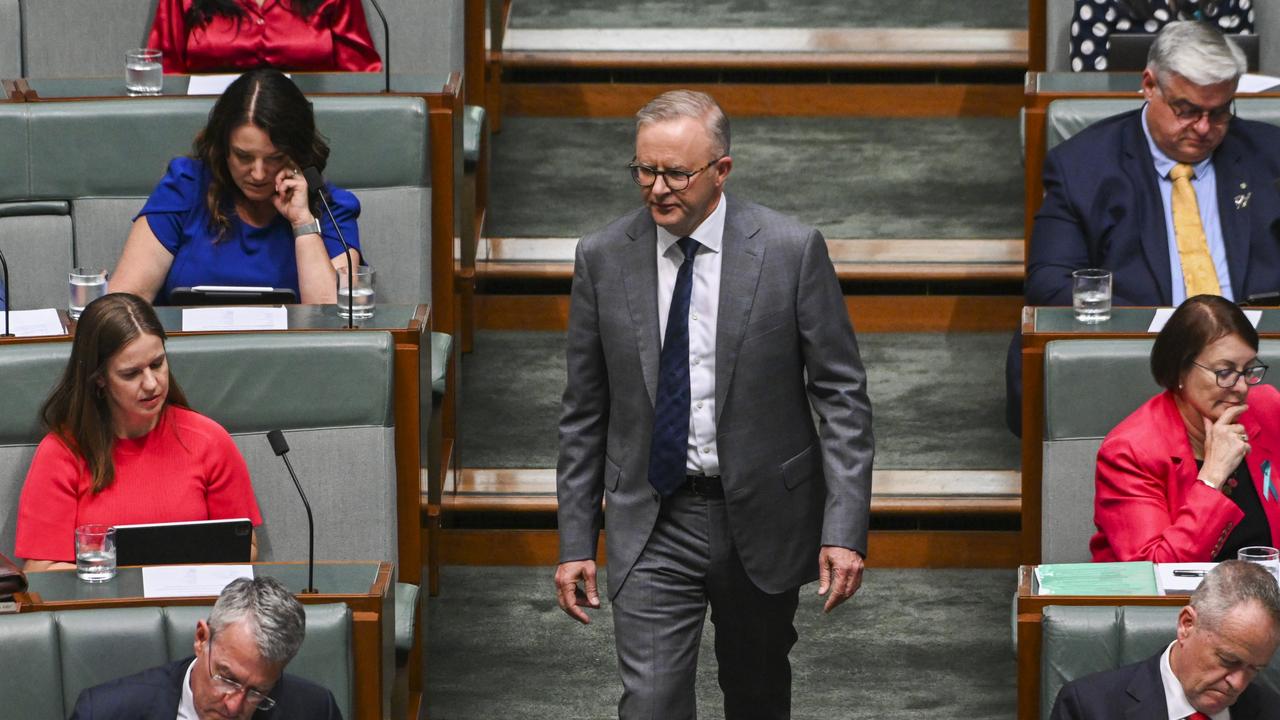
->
[1124, 654, 1170, 720]
[1122, 113, 1175, 304]
[622, 211, 661, 407]
[714, 197, 765, 424]
[1213, 128, 1252, 299]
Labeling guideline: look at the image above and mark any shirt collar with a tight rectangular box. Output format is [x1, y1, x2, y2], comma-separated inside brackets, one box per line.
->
[1161, 642, 1230, 720]
[1142, 104, 1214, 180]
[177, 659, 198, 720]
[656, 193, 727, 256]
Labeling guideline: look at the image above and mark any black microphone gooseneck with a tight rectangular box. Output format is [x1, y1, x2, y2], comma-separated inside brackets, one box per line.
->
[301, 167, 355, 329]
[367, 0, 391, 93]
[0, 248, 11, 338]
[267, 430, 317, 594]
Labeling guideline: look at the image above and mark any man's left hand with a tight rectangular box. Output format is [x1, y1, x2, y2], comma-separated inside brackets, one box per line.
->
[816, 546, 864, 613]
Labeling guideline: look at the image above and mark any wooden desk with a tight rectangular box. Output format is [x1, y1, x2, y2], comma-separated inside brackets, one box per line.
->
[14, 561, 394, 720]
[1014, 564, 1182, 720]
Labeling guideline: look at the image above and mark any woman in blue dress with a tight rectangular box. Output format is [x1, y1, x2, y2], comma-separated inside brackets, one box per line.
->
[112, 68, 361, 304]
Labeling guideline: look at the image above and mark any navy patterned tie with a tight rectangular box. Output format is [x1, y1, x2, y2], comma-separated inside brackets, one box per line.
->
[648, 237, 700, 497]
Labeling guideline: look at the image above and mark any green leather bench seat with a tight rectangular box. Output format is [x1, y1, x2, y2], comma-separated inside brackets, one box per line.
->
[1040, 605, 1280, 720]
[0, 96, 431, 309]
[1046, 97, 1280, 150]
[0, 0, 16, 78]
[1040, 339, 1280, 562]
[431, 331, 453, 398]
[0, 603, 353, 720]
[463, 104, 486, 169]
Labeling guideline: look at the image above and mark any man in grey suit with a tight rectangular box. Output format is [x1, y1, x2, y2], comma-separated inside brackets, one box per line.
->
[554, 90, 874, 718]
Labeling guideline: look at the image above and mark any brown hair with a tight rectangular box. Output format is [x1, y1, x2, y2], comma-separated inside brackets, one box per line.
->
[192, 68, 329, 241]
[40, 293, 189, 493]
[1150, 294, 1258, 392]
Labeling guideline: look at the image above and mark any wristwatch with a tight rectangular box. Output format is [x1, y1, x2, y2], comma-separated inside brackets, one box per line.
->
[292, 219, 322, 238]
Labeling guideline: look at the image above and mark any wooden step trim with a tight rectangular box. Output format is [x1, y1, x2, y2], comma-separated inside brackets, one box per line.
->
[439, 528, 1022, 568]
[440, 467, 1020, 516]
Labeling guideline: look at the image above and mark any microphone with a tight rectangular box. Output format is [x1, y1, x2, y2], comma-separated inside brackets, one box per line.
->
[301, 166, 356, 329]
[0, 247, 11, 338]
[367, 0, 391, 93]
[267, 430, 317, 594]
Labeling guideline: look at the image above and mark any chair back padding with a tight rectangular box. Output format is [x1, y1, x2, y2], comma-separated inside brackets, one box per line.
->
[0, 96, 430, 306]
[1047, 98, 1280, 151]
[1043, 0, 1074, 72]
[18, 0, 155, 77]
[0, 603, 352, 719]
[0, 332, 398, 574]
[1040, 605, 1280, 720]
[1040, 339, 1280, 562]
[0, 0, 19, 77]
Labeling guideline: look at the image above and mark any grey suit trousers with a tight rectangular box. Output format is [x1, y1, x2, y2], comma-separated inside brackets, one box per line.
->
[612, 488, 800, 720]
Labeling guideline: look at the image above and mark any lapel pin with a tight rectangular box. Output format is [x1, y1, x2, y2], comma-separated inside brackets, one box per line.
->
[1265, 460, 1278, 503]
[1235, 192, 1251, 210]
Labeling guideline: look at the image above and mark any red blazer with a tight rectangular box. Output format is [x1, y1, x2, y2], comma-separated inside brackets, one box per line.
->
[1090, 385, 1280, 562]
[147, 0, 382, 74]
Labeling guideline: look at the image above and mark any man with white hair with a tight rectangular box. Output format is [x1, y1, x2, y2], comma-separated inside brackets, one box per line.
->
[1050, 560, 1280, 719]
[1007, 20, 1280, 435]
[70, 576, 342, 719]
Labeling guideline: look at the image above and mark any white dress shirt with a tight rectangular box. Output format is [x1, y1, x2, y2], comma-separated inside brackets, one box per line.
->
[1160, 642, 1230, 720]
[655, 194, 725, 477]
[177, 659, 198, 719]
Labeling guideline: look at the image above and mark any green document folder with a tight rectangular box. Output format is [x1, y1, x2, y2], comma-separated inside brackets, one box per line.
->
[1035, 561, 1160, 596]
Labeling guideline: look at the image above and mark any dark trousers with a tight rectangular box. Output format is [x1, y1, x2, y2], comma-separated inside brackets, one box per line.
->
[611, 489, 801, 720]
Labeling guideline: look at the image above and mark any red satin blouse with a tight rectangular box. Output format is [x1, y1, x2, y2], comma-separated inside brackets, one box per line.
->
[147, 0, 382, 74]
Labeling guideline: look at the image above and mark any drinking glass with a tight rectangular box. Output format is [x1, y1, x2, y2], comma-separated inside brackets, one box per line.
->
[1072, 268, 1112, 323]
[69, 268, 109, 320]
[125, 49, 163, 96]
[337, 266, 376, 319]
[1238, 546, 1280, 584]
[75, 524, 116, 583]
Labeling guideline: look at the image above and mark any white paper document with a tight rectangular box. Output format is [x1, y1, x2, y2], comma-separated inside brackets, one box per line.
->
[1155, 562, 1216, 595]
[186, 74, 241, 95]
[1148, 307, 1260, 333]
[182, 306, 288, 331]
[0, 308, 65, 337]
[142, 564, 255, 598]
[1238, 73, 1280, 94]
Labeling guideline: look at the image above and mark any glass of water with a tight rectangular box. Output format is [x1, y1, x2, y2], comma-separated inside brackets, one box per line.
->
[1072, 268, 1112, 323]
[1239, 546, 1280, 583]
[69, 268, 109, 320]
[75, 524, 117, 583]
[337, 265, 376, 320]
[125, 48, 163, 96]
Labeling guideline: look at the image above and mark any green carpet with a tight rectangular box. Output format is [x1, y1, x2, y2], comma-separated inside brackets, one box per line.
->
[459, 330, 1019, 470]
[426, 566, 1017, 718]
[509, 0, 1027, 30]
[489, 117, 1023, 240]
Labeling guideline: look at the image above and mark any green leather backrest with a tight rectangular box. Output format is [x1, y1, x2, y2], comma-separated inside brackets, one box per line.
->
[1047, 98, 1280, 150]
[1040, 605, 1280, 720]
[0, 604, 352, 719]
[0, 0, 17, 78]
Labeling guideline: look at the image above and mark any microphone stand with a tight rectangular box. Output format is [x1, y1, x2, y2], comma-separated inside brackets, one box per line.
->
[301, 167, 356, 329]
[368, 0, 391, 93]
[267, 430, 317, 593]
[0, 248, 12, 338]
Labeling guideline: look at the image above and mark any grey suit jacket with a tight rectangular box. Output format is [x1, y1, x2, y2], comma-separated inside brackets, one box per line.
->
[557, 195, 874, 598]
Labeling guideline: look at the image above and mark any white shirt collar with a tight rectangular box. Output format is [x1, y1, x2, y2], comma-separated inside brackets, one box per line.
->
[1161, 642, 1230, 720]
[656, 193, 726, 257]
[177, 658, 198, 720]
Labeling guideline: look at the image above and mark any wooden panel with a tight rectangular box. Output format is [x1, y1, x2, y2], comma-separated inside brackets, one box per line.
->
[505, 83, 1024, 118]
[475, 294, 1024, 333]
[506, 51, 1027, 71]
[440, 529, 1022, 568]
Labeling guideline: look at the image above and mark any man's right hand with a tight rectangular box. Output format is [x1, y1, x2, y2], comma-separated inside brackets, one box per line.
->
[554, 559, 600, 624]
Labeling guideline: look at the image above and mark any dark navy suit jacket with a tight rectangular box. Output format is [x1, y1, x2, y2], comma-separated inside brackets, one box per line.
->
[69, 657, 343, 720]
[1007, 108, 1280, 435]
[1049, 652, 1280, 720]
[1027, 108, 1280, 306]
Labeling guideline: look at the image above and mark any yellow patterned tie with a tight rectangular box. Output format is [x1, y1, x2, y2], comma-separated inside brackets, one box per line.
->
[1170, 163, 1221, 297]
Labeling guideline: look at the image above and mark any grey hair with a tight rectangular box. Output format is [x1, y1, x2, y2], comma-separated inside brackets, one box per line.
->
[208, 576, 306, 665]
[635, 90, 731, 157]
[1190, 560, 1280, 635]
[1147, 20, 1246, 87]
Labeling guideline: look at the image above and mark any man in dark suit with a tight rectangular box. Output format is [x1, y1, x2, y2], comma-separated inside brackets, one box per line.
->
[1007, 21, 1280, 435]
[70, 576, 342, 719]
[1051, 561, 1280, 720]
[553, 90, 874, 718]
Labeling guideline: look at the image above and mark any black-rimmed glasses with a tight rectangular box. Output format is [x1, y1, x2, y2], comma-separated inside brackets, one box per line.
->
[1156, 83, 1235, 126]
[207, 635, 277, 711]
[627, 157, 722, 191]
[1191, 361, 1268, 388]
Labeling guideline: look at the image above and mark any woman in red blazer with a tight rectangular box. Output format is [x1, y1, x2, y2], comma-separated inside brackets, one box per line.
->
[1092, 295, 1280, 562]
[147, 0, 382, 75]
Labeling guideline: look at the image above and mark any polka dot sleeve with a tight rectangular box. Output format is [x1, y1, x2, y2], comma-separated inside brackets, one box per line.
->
[1068, 0, 1255, 73]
